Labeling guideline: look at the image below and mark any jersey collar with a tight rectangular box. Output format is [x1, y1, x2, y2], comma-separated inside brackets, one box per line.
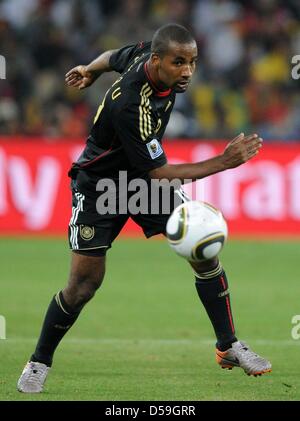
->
[144, 62, 172, 97]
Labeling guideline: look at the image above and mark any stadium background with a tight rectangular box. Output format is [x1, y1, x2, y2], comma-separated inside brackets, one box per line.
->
[0, 0, 300, 401]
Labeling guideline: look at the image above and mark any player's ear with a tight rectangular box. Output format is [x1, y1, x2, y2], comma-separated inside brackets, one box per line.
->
[150, 53, 161, 67]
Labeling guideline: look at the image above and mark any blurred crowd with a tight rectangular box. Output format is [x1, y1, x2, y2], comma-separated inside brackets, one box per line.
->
[0, 0, 299, 141]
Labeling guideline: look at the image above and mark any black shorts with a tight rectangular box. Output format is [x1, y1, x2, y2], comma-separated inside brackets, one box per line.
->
[68, 171, 187, 256]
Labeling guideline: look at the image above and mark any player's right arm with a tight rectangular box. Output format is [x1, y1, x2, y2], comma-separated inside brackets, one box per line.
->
[149, 133, 263, 182]
[65, 50, 117, 90]
[65, 42, 149, 90]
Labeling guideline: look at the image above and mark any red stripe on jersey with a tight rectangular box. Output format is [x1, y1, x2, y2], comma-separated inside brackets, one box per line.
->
[79, 148, 112, 168]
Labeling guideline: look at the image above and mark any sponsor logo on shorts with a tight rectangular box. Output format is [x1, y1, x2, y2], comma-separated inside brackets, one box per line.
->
[80, 225, 95, 240]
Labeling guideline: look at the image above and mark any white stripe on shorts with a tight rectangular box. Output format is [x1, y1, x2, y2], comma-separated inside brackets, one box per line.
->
[69, 192, 85, 249]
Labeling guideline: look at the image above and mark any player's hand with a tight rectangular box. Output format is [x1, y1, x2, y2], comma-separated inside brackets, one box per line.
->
[221, 133, 263, 169]
[65, 65, 97, 90]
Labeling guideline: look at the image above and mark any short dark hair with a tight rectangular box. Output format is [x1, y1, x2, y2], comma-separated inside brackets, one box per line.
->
[151, 23, 195, 56]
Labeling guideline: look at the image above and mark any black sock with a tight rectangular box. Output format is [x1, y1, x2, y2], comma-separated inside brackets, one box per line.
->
[194, 263, 237, 351]
[31, 291, 81, 367]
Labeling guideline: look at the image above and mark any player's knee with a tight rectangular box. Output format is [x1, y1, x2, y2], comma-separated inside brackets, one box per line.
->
[75, 280, 98, 307]
[79, 271, 103, 294]
[65, 270, 105, 310]
[190, 257, 219, 274]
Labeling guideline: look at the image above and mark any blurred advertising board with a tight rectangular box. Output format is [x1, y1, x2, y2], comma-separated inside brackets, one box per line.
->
[0, 139, 299, 237]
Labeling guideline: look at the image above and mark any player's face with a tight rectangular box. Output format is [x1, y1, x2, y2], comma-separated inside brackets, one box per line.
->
[155, 41, 198, 93]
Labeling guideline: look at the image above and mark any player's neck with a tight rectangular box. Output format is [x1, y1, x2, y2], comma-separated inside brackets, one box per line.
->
[145, 60, 169, 92]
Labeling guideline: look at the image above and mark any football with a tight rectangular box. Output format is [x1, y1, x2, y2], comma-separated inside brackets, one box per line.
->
[166, 201, 228, 261]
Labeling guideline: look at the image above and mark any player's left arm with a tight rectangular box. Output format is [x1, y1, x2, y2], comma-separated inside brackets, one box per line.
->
[149, 133, 262, 182]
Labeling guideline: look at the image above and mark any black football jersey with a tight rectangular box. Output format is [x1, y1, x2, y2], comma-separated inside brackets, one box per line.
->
[69, 42, 176, 181]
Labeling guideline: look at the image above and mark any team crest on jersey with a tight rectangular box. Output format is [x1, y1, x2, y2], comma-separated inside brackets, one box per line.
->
[146, 139, 163, 159]
[80, 225, 95, 241]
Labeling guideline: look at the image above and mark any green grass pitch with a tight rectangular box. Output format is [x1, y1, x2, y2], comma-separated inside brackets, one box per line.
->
[0, 237, 299, 401]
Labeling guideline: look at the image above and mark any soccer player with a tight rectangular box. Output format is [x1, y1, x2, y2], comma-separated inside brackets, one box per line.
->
[17, 24, 271, 393]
